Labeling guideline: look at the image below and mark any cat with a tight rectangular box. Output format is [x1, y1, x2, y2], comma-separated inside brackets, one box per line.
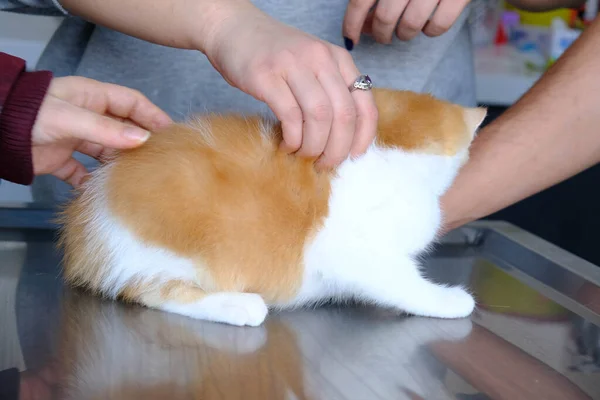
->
[57, 88, 487, 327]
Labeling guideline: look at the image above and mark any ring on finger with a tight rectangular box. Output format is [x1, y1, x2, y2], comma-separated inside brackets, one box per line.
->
[348, 74, 373, 93]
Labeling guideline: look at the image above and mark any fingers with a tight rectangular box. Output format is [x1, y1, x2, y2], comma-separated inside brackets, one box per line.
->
[260, 43, 377, 169]
[396, 0, 439, 41]
[345, 0, 467, 44]
[423, 0, 470, 37]
[343, 0, 377, 45]
[286, 67, 333, 159]
[51, 157, 89, 188]
[335, 51, 378, 158]
[99, 81, 173, 130]
[260, 79, 304, 153]
[349, 91, 378, 157]
[42, 97, 152, 149]
[314, 64, 357, 169]
[49, 76, 172, 131]
[75, 142, 105, 159]
[76, 141, 116, 162]
[371, 0, 409, 44]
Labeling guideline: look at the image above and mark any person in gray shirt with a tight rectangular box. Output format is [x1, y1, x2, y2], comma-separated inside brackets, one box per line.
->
[1, 0, 476, 202]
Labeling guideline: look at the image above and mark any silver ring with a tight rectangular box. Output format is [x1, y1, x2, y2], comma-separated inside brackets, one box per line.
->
[349, 74, 373, 93]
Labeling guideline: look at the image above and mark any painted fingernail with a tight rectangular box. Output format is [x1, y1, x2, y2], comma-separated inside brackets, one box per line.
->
[123, 128, 151, 143]
[343, 36, 354, 51]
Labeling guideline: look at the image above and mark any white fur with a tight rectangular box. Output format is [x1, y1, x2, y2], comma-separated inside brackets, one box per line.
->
[81, 142, 474, 327]
[79, 166, 199, 298]
[161, 292, 268, 327]
[282, 145, 475, 320]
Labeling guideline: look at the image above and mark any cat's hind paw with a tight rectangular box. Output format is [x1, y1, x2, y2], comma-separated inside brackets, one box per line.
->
[161, 292, 269, 327]
[203, 293, 269, 327]
[429, 287, 475, 319]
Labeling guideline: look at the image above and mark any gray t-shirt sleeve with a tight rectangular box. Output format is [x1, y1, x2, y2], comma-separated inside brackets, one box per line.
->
[0, 0, 66, 15]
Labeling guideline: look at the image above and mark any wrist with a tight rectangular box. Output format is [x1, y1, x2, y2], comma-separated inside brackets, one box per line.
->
[188, 0, 257, 55]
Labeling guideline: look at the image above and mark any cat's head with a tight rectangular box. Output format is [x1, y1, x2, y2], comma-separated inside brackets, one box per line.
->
[372, 88, 486, 194]
[373, 88, 486, 163]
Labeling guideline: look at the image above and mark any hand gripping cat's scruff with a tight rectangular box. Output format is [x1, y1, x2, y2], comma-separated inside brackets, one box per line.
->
[57, 88, 486, 327]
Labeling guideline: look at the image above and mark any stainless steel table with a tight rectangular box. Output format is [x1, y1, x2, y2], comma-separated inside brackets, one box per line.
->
[1, 204, 600, 399]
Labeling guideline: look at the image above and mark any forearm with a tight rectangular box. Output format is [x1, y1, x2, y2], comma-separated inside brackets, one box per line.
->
[441, 15, 600, 231]
[57, 0, 253, 53]
[506, 0, 586, 11]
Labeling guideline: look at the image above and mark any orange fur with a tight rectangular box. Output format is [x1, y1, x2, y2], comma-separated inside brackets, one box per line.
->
[111, 116, 331, 304]
[57, 89, 485, 310]
[373, 88, 485, 155]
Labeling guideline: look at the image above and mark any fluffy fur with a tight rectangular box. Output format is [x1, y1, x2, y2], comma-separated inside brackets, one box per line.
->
[57, 88, 487, 327]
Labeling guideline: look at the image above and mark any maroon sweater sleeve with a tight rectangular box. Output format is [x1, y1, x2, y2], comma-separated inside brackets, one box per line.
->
[0, 52, 53, 185]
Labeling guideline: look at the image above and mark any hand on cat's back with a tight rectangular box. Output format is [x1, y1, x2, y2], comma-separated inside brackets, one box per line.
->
[201, 2, 379, 170]
[343, 0, 472, 44]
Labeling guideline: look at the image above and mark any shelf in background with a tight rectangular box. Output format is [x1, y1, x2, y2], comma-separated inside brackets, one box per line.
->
[474, 45, 545, 107]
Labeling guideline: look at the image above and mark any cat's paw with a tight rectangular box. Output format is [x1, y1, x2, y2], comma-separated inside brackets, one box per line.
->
[433, 287, 476, 319]
[200, 293, 269, 327]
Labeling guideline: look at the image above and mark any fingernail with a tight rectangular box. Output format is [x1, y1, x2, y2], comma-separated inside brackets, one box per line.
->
[343, 36, 354, 51]
[123, 128, 151, 143]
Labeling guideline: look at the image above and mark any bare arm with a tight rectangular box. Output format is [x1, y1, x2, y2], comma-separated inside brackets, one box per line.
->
[56, 0, 379, 169]
[56, 0, 252, 53]
[441, 15, 600, 231]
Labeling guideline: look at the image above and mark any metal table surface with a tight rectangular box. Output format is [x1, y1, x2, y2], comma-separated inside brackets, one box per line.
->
[1, 205, 600, 400]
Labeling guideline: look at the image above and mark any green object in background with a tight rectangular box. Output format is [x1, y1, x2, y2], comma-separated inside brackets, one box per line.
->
[524, 60, 546, 73]
[471, 259, 570, 320]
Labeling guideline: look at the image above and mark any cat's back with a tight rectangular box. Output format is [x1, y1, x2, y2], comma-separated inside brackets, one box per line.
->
[106, 115, 332, 247]
[59, 115, 332, 300]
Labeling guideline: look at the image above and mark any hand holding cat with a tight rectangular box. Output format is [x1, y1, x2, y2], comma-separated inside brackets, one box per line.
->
[343, 0, 472, 45]
[203, 2, 379, 170]
[31, 77, 172, 187]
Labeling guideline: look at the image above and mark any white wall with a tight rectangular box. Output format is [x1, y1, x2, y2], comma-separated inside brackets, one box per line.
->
[0, 12, 62, 69]
[0, 12, 62, 202]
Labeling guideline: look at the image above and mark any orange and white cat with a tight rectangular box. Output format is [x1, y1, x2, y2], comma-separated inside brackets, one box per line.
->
[57, 88, 486, 327]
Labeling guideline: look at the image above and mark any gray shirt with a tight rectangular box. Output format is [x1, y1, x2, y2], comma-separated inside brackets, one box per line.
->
[1, 0, 477, 202]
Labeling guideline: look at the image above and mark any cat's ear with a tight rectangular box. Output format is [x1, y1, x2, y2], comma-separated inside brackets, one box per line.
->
[463, 107, 487, 137]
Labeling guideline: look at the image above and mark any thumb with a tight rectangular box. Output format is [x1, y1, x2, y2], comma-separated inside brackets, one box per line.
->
[48, 99, 151, 149]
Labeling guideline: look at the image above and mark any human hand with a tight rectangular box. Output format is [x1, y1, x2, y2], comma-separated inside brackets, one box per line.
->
[343, 0, 472, 45]
[18, 360, 60, 400]
[31, 76, 172, 187]
[202, 3, 378, 170]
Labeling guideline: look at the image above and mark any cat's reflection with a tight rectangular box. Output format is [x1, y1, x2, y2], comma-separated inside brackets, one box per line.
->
[57, 292, 472, 400]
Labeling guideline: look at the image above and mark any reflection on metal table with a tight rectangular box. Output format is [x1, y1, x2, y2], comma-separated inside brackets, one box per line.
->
[1, 204, 600, 400]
